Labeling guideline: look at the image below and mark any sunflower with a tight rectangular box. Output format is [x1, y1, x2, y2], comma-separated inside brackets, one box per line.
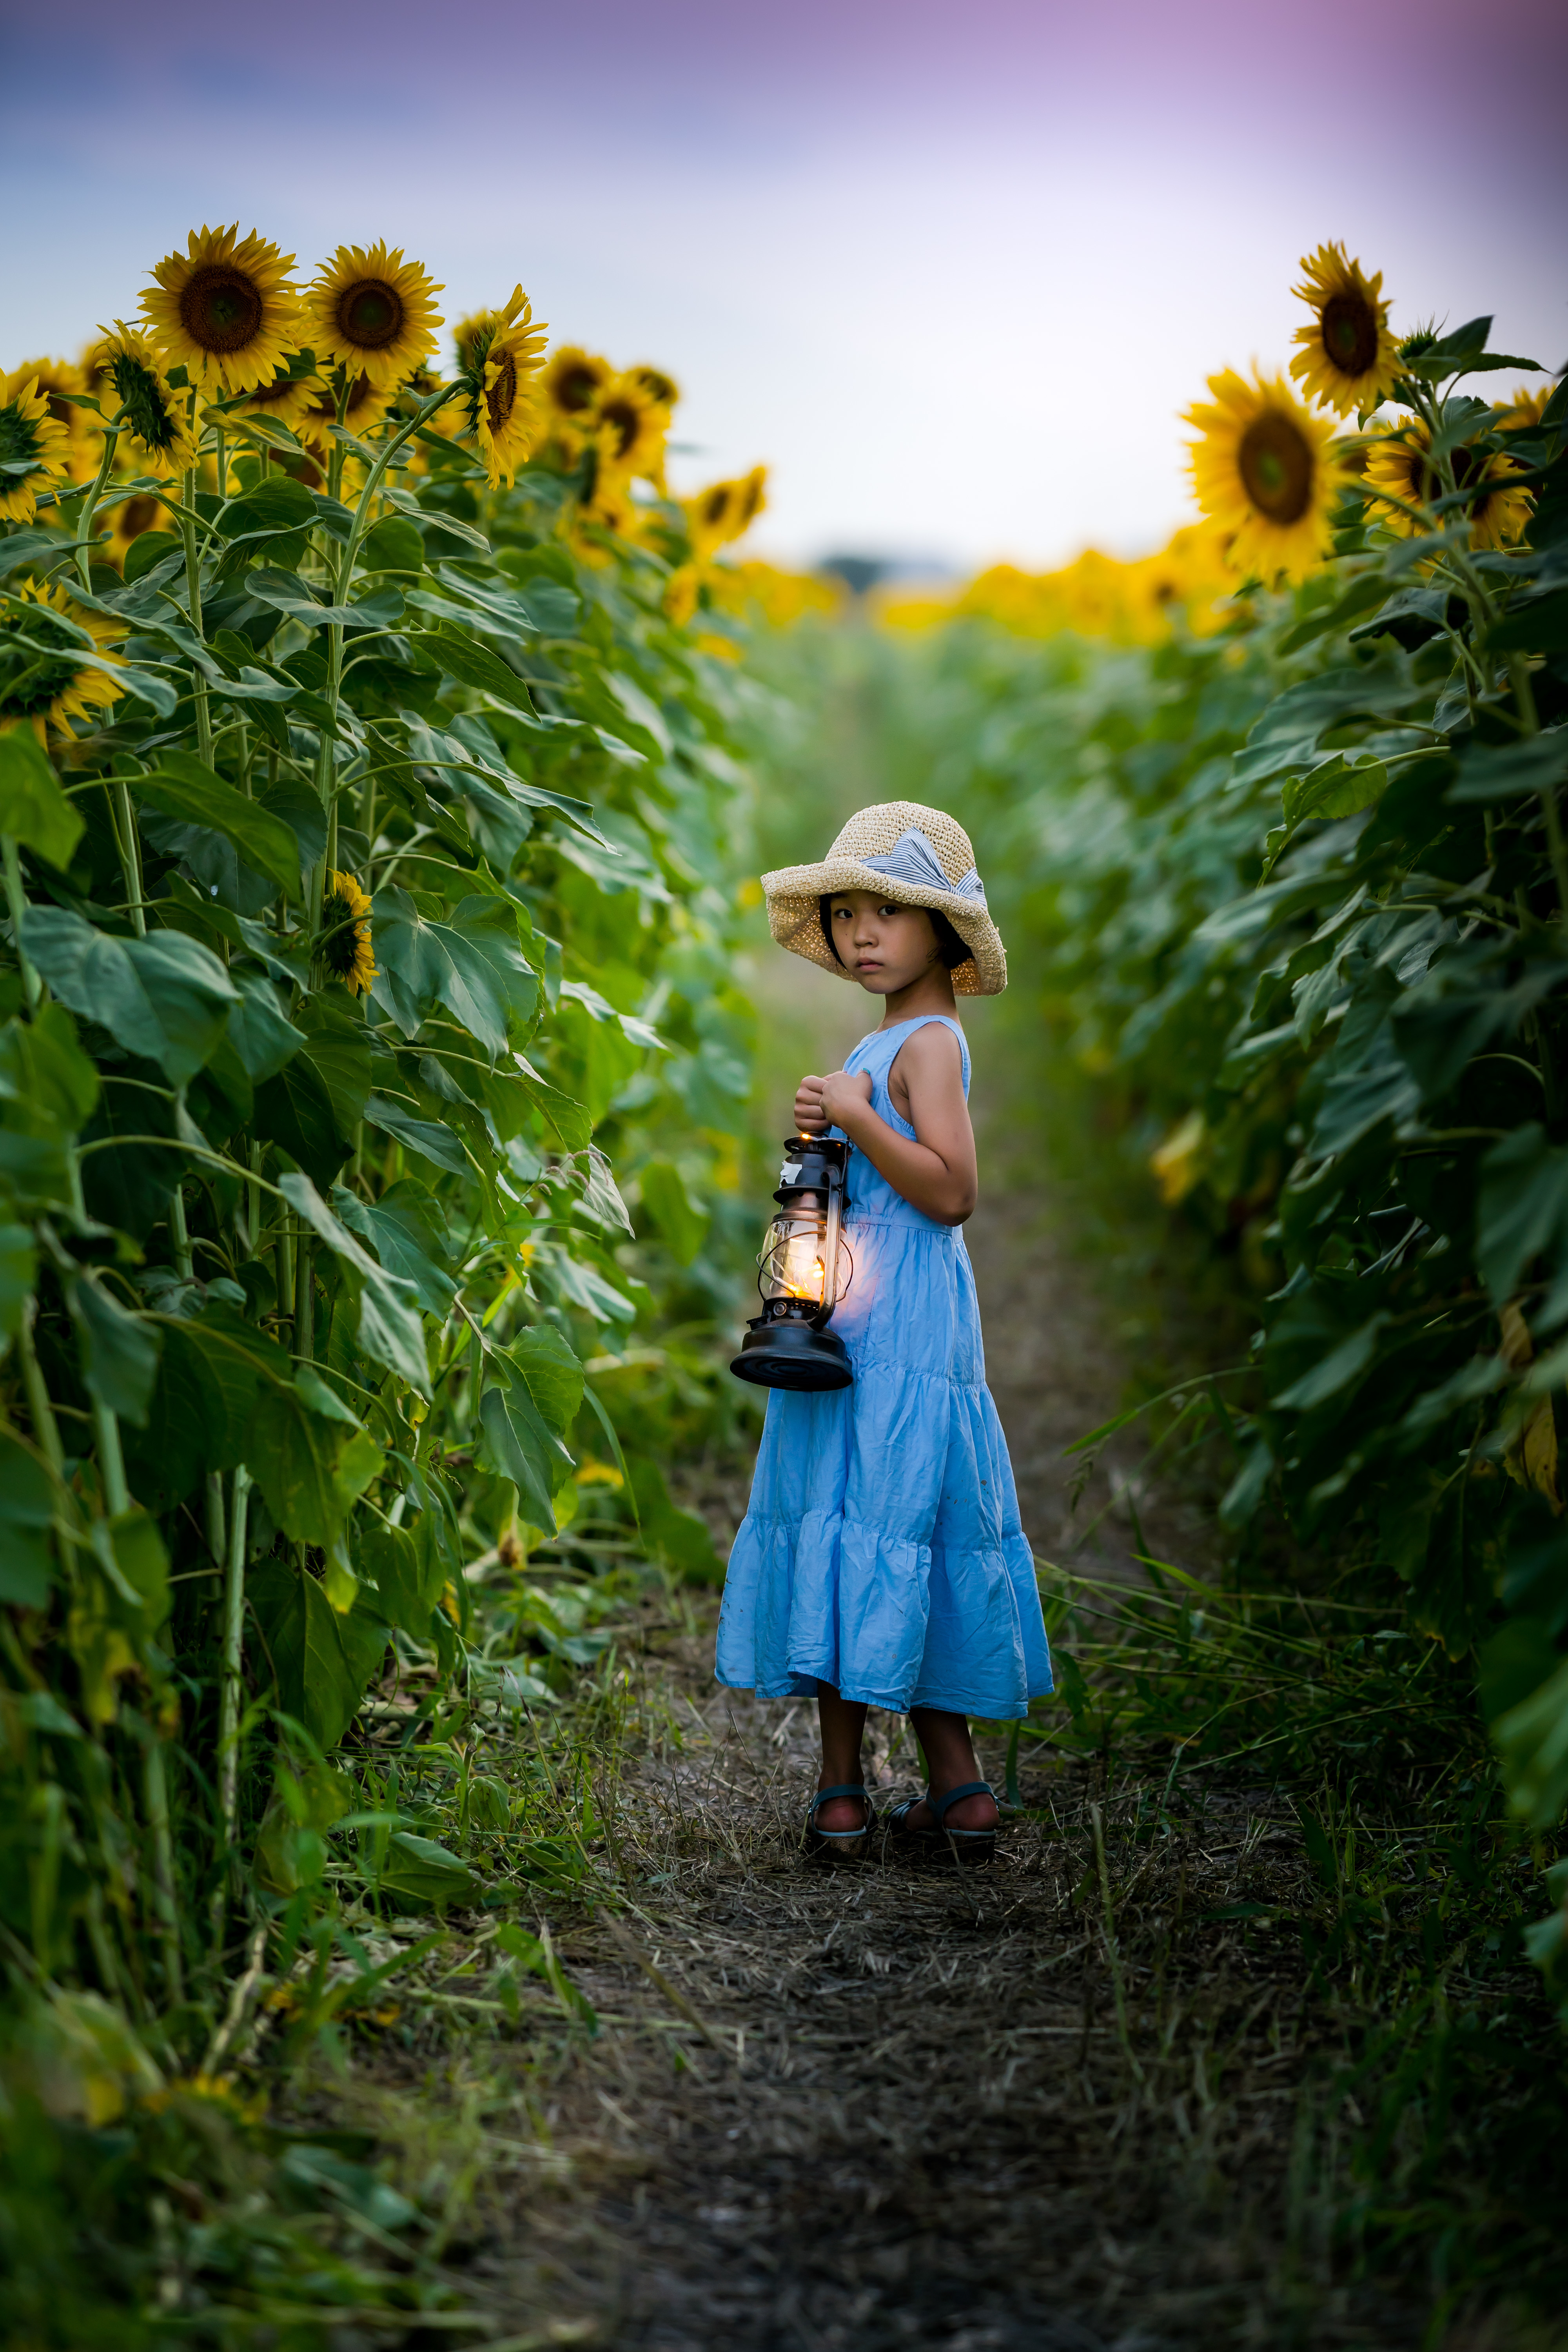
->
[318, 870, 376, 995]
[1494, 384, 1553, 434]
[1289, 244, 1403, 418]
[539, 346, 613, 449]
[226, 354, 324, 437]
[298, 368, 395, 456]
[594, 372, 666, 483]
[628, 363, 679, 411]
[0, 366, 71, 523]
[1185, 370, 1347, 582]
[301, 244, 443, 392]
[140, 224, 299, 395]
[0, 580, 126, 744]
[664, 563, 701, 626]
[1363, 413, 1532, 550]
[14, 357, 99, 481]
[454, 286, 548, 488]
[103, 490, 165, 571]
[684, 465, 768, 560]
[95, 324, 201, 481]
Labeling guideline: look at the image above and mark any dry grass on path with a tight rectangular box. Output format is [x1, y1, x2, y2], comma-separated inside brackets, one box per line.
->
[402, 1635, 1423, 2352]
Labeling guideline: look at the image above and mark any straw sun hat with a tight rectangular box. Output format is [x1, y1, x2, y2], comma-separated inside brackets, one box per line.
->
[761, 800, 1007, 997]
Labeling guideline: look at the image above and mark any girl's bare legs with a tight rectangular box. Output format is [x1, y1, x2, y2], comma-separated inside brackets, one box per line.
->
[815, 1684, 871, 1831]
[904, 1706, 999, 1831]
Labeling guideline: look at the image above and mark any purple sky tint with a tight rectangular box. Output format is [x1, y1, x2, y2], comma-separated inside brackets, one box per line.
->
[4, 0, 1564, 569]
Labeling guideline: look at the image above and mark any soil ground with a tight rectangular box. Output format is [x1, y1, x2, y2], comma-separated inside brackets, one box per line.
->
[404, 1174, 1439, 2352]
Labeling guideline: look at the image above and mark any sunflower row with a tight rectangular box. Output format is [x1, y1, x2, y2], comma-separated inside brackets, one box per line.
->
[0, 221, 770, 631]
[1186, 241, 1546, 582]
[879, 525, 1240, 645]
[0, 210, 778, 2285]
[875, 244, 1552, 650]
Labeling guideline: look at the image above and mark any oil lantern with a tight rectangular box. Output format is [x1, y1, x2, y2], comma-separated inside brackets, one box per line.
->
[730, 1133, 854, 1392]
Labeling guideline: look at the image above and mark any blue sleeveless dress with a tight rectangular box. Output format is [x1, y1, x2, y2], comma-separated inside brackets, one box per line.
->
[717, 1015, 1052, 1719]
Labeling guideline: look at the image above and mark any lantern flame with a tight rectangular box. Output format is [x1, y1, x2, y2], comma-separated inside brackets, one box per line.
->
[776, 1231, 826, 1301]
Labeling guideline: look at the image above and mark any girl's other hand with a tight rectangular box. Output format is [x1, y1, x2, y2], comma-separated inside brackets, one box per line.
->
[795, 1069, 872, 1133]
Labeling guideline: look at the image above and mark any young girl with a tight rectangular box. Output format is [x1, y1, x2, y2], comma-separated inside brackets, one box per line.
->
[717, 801, 1052, 1861]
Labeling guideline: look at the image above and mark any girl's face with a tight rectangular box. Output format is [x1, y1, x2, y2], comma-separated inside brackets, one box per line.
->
[828, 891, 944, 993]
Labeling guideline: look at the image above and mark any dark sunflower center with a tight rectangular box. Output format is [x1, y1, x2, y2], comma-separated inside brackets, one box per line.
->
[486, 354, 518, 434]
[0, 401, 44, 472]
[338, 280, 404, 350]
[701, 486, 732, 528]
[0, 610, 83, 718]
[1320, 291, 1379, 378]
[634, 367, 676, 407]
[555, 364, 601, 415]
[601, 397, 638, 458]
[1238, 413, 1313, 524]
[109, 352, 180, 454]
[181, 263, 266, 354]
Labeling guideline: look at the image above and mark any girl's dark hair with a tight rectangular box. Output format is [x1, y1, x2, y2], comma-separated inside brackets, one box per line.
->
[818, 893, 972, 972]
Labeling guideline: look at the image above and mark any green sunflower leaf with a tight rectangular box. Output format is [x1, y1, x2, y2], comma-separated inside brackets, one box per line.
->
[0, 727, 83, 870]
[133, 750, 303, 894]
[21, 909, 239, 1085]
[368, 888, 539, 1059]
[279, 1169, 430, 1396]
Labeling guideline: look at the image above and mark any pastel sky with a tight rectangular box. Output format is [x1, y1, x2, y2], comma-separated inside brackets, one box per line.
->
[3, 0, 1564, 570]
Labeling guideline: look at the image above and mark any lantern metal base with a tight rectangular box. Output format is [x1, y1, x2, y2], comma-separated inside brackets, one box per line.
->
[730, 1316, 853, 1392]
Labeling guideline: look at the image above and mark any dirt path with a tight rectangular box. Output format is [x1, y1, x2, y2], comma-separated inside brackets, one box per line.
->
[439, 1186, 1421, 2351]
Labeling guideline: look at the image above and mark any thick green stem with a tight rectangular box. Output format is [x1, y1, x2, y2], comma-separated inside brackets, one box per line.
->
[178, 466, 214, 768]
[247, 1140, 262, 1262]
[75, 425, 121, 591]
[169, 1180, 193, 1279]
[278, 1210, 295, 1325]
[295, 1228, 314, 1362]
[3, 836, 40, 1009]
[18, 1299, 64, 1477]
[307, 379, 453, 929]
[142, 1738, 184, 2005]
[91, 1385, 130, 1516]
[113, 777, 146, 938]
[212, 1463, 251, 1948]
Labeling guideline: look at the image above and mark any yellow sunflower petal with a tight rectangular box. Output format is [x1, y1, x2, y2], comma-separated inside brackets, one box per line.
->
[141, 223, 301, 395]
[1185, 369, 1348, 583]
[301, 243, 443, 391]
[320, 870, 377, 995]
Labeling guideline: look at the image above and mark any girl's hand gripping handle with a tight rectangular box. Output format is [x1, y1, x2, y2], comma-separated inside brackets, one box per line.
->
[794, 1069, 872, 1135]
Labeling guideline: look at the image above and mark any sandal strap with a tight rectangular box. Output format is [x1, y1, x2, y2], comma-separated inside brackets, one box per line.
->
[808, 1783, 869, 1826]
[929, 1780, 995, 1828]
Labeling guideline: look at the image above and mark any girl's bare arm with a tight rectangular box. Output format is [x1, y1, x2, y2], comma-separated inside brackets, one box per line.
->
[794, 1027, 977, 1225]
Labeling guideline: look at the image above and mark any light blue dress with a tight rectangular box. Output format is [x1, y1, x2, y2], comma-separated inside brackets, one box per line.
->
[717, 1014, 1052, 1719]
